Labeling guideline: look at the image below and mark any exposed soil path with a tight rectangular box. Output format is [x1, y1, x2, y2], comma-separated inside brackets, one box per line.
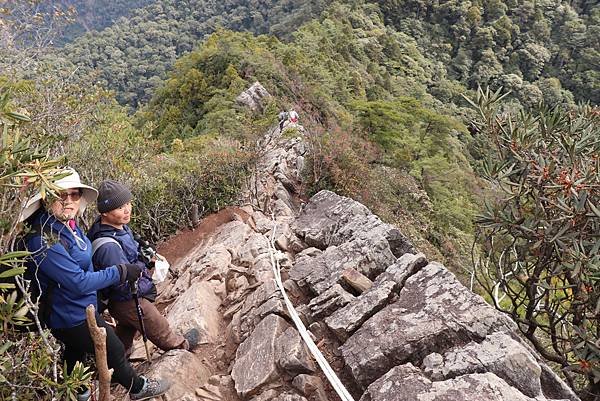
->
[156, 206, 252, 266]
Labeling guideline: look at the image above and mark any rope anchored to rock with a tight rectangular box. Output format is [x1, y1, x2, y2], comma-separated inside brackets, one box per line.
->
[268, 218, 355, 401]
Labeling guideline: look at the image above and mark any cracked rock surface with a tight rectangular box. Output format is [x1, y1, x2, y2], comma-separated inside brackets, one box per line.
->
[136, 107, 578, 401]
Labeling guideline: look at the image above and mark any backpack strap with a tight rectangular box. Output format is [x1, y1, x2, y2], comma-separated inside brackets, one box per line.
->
[91, 237, 122, 257]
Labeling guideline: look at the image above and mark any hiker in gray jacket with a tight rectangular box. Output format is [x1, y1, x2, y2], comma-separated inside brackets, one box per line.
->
[278, 110, 289, 133]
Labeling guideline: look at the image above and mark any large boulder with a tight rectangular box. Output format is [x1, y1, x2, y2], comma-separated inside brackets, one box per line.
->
[275, 327, 316, 375]
[238, 280, 286, 339]
[422, 332, 543, 397]
[341, 262, 516, 387]
[231, 314, 290, 397]
[166, 281, 222, 343]
[235, 81, 271, 112]
[359, 363, 552, 401]
[325, 280, 396, 341]
[289, 238, 398, 295]
[308, 284, 356, 319]
[143, 349, 212, 401]
[292, 190, 414, 256]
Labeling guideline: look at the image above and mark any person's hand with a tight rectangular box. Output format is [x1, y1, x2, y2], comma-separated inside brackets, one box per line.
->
[118, 263, 142, 284]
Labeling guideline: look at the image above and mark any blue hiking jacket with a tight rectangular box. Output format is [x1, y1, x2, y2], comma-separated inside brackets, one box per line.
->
[87, 218, 155, 302]
[24, 211, 122, 329]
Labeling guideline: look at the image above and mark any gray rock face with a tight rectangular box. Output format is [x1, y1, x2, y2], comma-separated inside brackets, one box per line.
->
[289, 238, 398, 295]
[142, 349, 212, 401]
[238, 281, 286, 339]
[422, 332, 542, 397]
[292, 190, 415, 256]
[341, 262, 516, 387]
[276, 327, 316, 375]
[232, 314, 290, 397]
[308, 284, 356, 319]
[540, 364, 580, 401]
[211, 220, 254, 255]
[235, 81, 271, 112]
[374, 252, 428, 288]
[325, 280, 397, 341]
[166, 281, 222, 343]
[250, 389, 280, 401]
[274, 393, 309, 401]
[289, 191, 416, 296]
[360, 363, 543, 401]
[292, 374, 328, 401]
[237, 232, 271, 267]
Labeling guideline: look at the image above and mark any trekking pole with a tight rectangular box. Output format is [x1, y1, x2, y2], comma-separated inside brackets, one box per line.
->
[130, 279, 152, 362]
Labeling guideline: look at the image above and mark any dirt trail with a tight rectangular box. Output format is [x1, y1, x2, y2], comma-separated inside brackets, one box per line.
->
[156, 206, 252, 266]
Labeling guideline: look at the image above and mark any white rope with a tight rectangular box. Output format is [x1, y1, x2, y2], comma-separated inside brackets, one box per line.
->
[268, 219, 355, 401]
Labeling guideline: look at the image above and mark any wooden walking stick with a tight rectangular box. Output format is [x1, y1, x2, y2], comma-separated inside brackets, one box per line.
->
[86, 304, 112, 401]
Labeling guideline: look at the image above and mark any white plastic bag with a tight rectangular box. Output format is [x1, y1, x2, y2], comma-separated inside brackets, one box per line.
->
[152, 254, 170, 283]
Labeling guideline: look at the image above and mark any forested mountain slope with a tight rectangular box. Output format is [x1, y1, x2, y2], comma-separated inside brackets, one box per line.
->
[134, 2, 480, 271]
[62, 0, 328, 105]
[37, 0, 157, 44]
[373, 0, 599, 104]
[60, 0, 598, 107]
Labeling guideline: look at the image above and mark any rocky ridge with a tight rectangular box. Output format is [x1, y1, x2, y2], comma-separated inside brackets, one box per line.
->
[130, 90, 579, 401]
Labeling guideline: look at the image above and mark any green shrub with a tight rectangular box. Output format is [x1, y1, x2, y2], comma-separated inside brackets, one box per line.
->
[68, 104, 254, 242]
[469, 86, 600, 397]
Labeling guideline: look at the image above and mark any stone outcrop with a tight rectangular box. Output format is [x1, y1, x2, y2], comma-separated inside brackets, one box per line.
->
[135, 117, 578, 401]
[235, 81, 271, 112]
[276, 327, 316, 375]
[340, 261, 517, 387]
[231, 314, 290, 397]
[140, 349, 212, 400]
[360, 363, 556, 401]
[422, 332, 543, 398]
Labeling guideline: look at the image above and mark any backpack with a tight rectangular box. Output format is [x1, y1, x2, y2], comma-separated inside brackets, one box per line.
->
[4, 226, 66, 331]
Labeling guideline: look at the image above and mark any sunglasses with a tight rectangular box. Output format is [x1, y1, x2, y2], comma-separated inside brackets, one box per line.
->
[59, 190, 82, 201]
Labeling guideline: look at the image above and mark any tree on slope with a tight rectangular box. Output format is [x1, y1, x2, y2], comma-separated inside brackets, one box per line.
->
[469, 87, 600, 399]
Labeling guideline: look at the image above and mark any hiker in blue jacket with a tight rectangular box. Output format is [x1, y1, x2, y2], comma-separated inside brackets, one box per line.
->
[19, 169, 170, 401]
[87, 180, 199, 355]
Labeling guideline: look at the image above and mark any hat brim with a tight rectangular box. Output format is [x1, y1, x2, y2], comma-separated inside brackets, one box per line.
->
[18, 185, 99, 223]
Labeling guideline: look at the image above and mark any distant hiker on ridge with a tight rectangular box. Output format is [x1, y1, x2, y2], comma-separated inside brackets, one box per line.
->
[288, 109, 299, 124]
[87, 180, 200, 357]
[278, 110, 289, 133]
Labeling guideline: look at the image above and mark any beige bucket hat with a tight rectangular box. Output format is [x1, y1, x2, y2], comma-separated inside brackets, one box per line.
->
[18, 168, 98, 222]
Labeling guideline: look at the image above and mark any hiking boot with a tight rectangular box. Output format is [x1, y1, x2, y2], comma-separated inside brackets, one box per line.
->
[76, 388, 90, 401]
[183, 328, 200, 350]
[130, 376, 171, 400]
[75, 380, 100, 401]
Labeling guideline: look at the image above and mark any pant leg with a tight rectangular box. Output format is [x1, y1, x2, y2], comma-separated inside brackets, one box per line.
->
[52, 313, 143, 393]
[110, 298, 186, 351]
[114, 320, 137, 354]
[109, 300, 139, 353]
[59, 339, 86, 375]
[139, 298, 186, 351]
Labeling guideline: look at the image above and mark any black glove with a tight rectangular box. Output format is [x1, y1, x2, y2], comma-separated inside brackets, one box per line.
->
[118, 263, 142, 284]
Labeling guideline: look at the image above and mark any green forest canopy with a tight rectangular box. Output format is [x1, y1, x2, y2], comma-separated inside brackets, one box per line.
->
[59, 0, 599, 107]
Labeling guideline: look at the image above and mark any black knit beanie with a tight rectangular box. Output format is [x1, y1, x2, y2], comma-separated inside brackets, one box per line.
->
[97, 180, 133, 213]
